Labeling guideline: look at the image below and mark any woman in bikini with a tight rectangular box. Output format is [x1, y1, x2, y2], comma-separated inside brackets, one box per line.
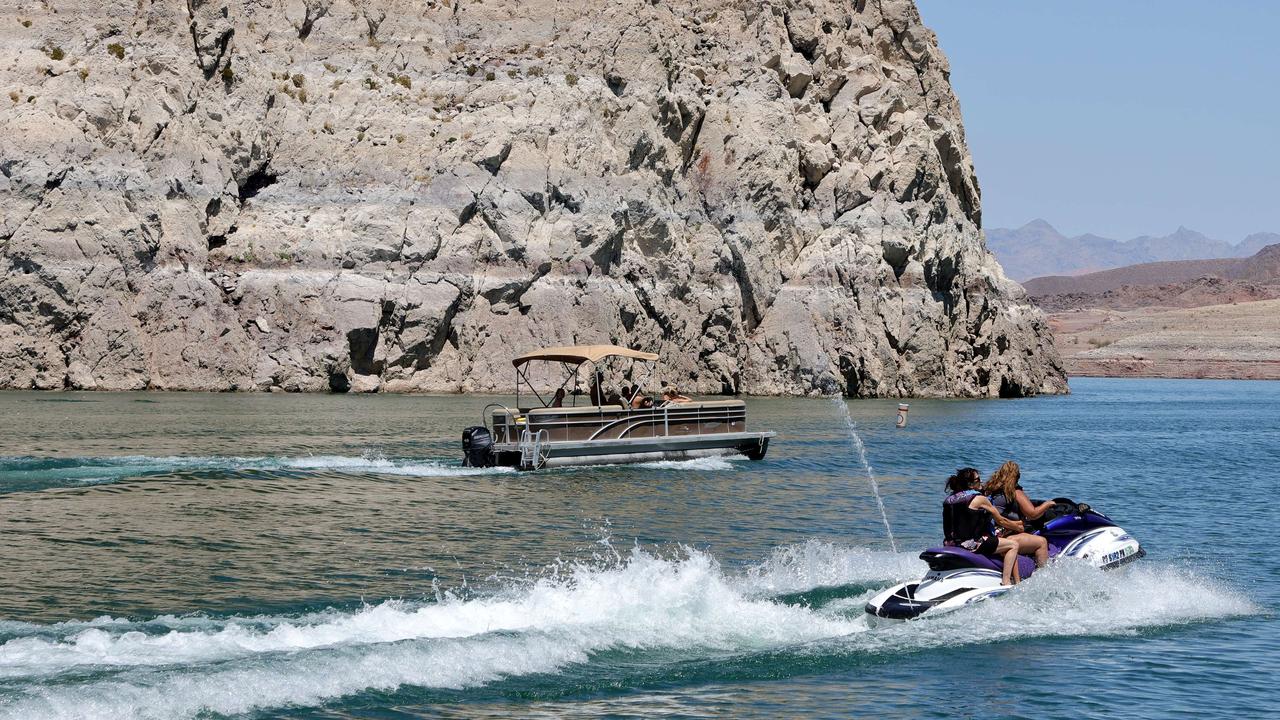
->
[983, 461, 1054, 569]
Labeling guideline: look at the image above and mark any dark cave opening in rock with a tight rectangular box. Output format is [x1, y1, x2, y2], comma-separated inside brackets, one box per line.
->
[998, 376, 1027, 399]
[237, 167, 278, 203]
[328, 372, 351, 393]
[347, 328, 381, 376]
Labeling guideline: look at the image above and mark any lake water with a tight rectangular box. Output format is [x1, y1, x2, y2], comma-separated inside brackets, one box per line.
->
[0, 378, 1275, 719]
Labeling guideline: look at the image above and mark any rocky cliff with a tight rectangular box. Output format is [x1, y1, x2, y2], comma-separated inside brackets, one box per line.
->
[0, 0, 1067, 397]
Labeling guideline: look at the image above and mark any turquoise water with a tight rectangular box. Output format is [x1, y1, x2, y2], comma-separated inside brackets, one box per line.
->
[0, 378, 1275, 719]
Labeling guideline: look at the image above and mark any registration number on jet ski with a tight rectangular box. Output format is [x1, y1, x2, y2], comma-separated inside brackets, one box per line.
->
[1102, 547, 1135, 564]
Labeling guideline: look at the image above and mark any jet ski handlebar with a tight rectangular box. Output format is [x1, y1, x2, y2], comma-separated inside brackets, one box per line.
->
[1025, 498, 1098, 532]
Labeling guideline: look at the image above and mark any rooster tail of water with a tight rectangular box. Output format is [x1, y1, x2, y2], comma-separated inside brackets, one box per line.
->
[829, 397, 898, 553]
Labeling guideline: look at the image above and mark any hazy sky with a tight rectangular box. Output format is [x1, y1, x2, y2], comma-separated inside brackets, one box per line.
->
[915, 1, 1280, 241]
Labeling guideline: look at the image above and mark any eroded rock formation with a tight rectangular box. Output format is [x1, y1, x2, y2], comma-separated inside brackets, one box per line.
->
[0, 0, 1067, 396]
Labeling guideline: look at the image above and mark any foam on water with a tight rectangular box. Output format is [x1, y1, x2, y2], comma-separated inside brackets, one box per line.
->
[635, 456, 739, 471]
[0, 453, 514, 491]
[277, 454, 517, 478]
[0, 451, 746, 492]
[0, 544, 1256, 720]
[740, 539, 925, 595]
[840, 559, 1259, 655]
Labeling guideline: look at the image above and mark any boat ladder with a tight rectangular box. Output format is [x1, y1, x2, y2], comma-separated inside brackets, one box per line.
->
[518, 429, 549, 470]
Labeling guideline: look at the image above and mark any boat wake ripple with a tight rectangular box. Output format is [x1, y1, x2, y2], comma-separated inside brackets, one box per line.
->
[0, 541, 1256, 720]
[0, 453, 514, 491]
[0, 452, 747, 492]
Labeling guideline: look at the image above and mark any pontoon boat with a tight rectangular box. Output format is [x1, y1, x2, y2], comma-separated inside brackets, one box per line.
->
[460, 345, 776, 470]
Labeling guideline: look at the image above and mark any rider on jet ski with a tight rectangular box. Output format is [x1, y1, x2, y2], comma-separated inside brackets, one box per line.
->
[866, 472, 1144, 622]
[984, 461, 1055, 569]
[943, 468, 1025, 585]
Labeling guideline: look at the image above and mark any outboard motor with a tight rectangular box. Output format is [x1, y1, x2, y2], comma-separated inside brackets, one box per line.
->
[462, 426, 495, 467]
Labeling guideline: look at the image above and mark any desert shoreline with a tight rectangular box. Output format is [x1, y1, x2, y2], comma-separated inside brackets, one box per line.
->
[1065, 359, 1280, 381]
[1045, 298, 1280, 382]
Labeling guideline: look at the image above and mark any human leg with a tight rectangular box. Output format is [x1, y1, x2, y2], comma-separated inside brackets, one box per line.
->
[996, 537, 1020, 585]
[1012, 533, 1050, 567]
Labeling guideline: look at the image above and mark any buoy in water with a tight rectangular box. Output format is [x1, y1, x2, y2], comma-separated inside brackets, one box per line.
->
[896, 403, 909, 428]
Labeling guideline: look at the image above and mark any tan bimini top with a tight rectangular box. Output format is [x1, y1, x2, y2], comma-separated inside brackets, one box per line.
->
[512, 344, 660, 367]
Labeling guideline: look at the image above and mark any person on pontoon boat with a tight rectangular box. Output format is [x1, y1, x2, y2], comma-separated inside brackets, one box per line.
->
[550, 388, 566, 408]
[629, 384, 654, 409]
[983, 461, 1054, 569]
[660, 386, 692, 405]
[943, 467, 1025, 585]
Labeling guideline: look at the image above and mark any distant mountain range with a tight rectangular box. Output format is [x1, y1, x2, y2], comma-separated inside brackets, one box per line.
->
[986, 219, 1280, 281]
[1026, 242, 1280, 381]
[1023, 243, 1280, 312]
[1024, 243, 1280, 296]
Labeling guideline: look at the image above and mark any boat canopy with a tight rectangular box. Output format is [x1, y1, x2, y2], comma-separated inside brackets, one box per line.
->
[512, 344, 659, 368]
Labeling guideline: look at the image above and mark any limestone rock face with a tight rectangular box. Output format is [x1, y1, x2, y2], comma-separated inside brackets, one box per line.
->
[0, 0, 1067, 397]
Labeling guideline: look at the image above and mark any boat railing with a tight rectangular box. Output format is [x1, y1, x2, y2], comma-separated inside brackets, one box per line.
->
[483, 402, 519, 442]
[490, 400, 745, 444]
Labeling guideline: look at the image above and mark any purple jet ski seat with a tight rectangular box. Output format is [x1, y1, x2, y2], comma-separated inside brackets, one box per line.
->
[920, 546, 1036, 579]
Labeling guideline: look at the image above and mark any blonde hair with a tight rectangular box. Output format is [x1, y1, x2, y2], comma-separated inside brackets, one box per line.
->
[983, 461, 1021, 499]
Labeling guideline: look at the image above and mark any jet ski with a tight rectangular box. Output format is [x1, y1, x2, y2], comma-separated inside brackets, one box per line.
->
[865, 498, 1143, 623]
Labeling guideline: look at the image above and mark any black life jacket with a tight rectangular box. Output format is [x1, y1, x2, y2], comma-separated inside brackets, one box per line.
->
[943, 490, 993, 545]
[988, 492, 1021, 522]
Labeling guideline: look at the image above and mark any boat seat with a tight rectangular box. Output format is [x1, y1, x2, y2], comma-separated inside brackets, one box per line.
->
[920, 546, 1037, 579]
[677, 399, 745, 407]
[526, 404, 630, 416]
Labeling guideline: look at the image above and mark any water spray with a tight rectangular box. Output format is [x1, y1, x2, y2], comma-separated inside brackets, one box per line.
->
[830, 396, 899, 553]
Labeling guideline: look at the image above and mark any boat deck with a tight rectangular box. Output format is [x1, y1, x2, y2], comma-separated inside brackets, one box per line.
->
[488, 400, 774, 469]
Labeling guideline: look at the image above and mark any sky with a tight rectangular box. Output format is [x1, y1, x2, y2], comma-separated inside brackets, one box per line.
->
[915, 1, 1280, 241]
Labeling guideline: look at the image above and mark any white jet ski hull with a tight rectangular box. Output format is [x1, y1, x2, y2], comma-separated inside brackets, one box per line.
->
[866, 525, 1143, 624]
